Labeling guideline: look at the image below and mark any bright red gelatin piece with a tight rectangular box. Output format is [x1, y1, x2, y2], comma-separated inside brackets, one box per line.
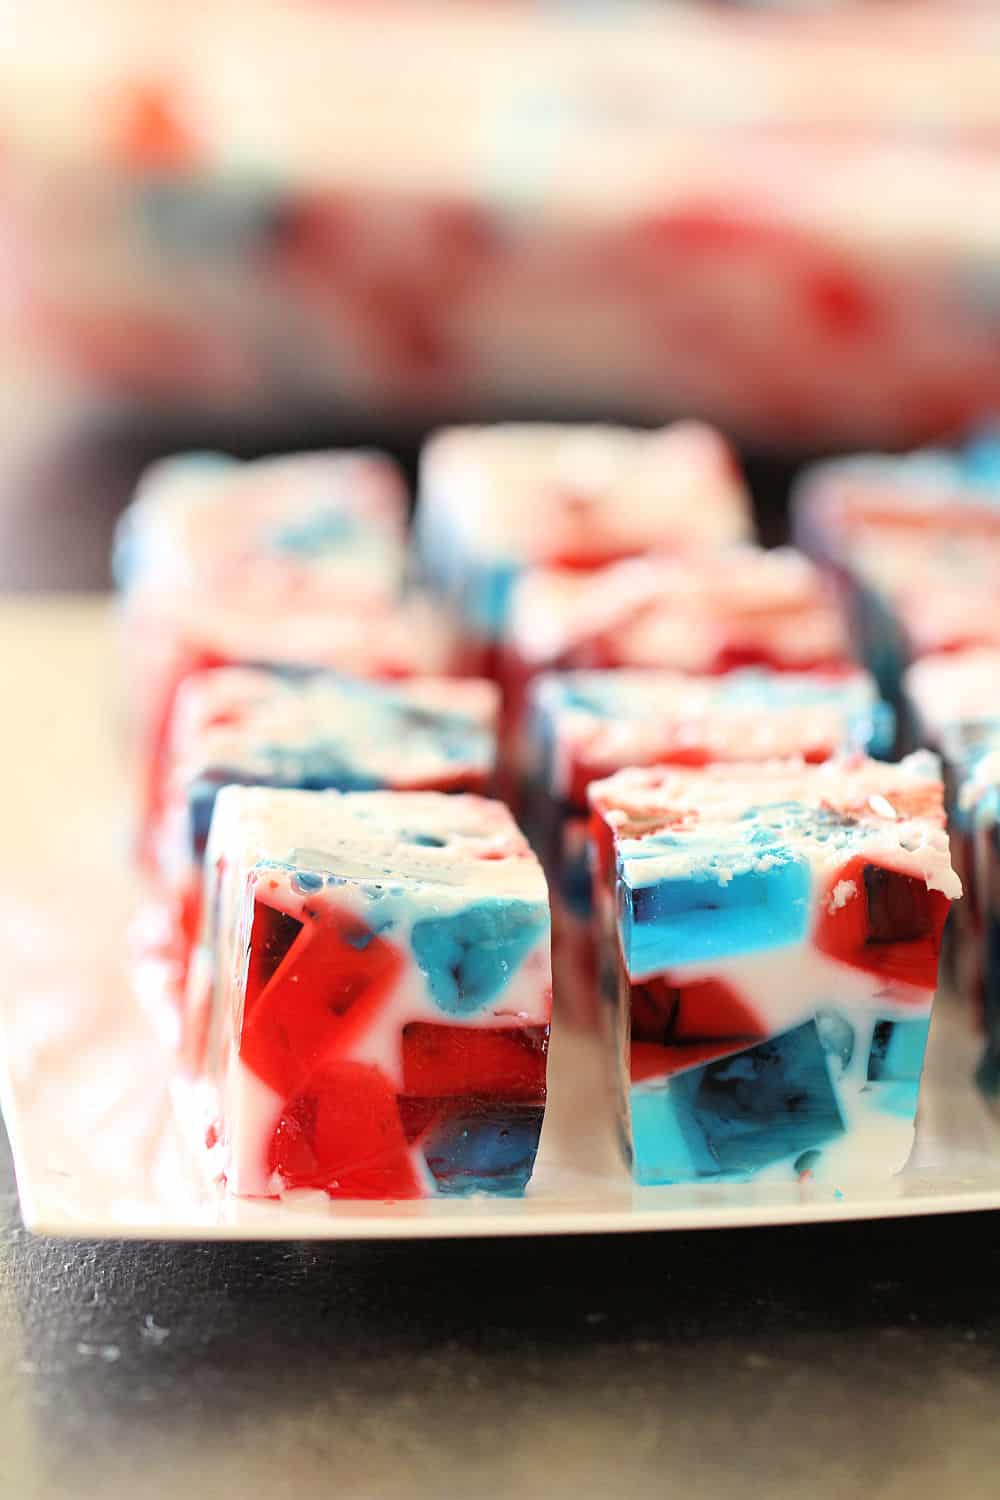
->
[630, 976, 766, 1081]
[401, 1023, 549, 1101]
[813, 857, 950, 991]
[269, 1060, 420, 1198]
[240, 898, 404, 1097]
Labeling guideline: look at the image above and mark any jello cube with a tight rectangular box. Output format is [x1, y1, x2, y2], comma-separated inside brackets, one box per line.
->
[131, 592, 460, 864]
[503, 545, 853, 748]
[588, 754, 959, 1185]
[190, 788, 551, 1198]
[904, 648, 1000, 1092]
[793, 436, 1000, 701]
[113, 448, 428, 838]
[416, 421, 752, 655]
[152, 667, 499, 983]
[525, 665, 892, 1029]
[114, 448, 408, 604]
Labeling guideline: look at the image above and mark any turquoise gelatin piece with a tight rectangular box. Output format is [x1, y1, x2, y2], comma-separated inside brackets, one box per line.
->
[622, 856, 811, 977]
[411, 900, 548, 1015]
[631, 1086, 710, 1184]
[630, 1021, 845, 1184]
[870, 1080, 922, 1118]
[463, 560, 520, 640]
[422, 1107, 545, 1196]
[867, 1017, 932, 1083]
[270, 507, 360, 556]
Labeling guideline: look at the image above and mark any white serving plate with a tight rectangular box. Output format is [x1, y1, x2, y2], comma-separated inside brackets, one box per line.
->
[3, 596, 1000, 1240]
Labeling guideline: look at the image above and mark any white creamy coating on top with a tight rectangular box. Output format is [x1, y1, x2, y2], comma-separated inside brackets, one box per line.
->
[420, 421, 752, 562]
[208, 785, 549, 902]
[590, 752, 961, 900]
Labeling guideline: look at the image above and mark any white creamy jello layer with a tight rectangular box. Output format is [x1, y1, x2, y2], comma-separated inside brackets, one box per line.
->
[590, 753, 960, 907]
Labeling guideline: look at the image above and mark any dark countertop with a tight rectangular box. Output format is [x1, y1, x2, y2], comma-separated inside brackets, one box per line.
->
[3, 1121, 999, 1500]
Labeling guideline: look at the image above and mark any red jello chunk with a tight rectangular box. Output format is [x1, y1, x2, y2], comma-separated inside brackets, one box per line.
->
[397, 1022, 548, 1143]
[269, 1059, 421, 1199]
[629, 976, 767, 1082]
[401, 1023, 548, 1100]
[813, 857, 950, 991]
[240, 897, 405, 1097]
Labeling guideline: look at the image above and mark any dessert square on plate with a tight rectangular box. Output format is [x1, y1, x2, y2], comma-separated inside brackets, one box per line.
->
[187, 788, 552, 1200]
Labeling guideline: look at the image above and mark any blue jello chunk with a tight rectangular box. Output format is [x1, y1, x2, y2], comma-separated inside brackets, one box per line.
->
[462, 561, 520, 640]
[623, 857, 811, 976]
[186, 752, 382, 857]
[559, 838, 593, 920]
[422, 1107, 545, 1195]
[961, 429, 1000, 488]
[870, 1080, 922, 1117]
[137, 183, 279, 257]
[631, 1021, 845, 1183]
[860, 701, 897, 760]
[188, 769, 264, 857]
[979, 914, 1000, 1099]
[269, 508, 359, 556]
[853, 579, 909, 707]
[630, 1086, 715, 1184]
[411, 900, 547, 1015]
[866, 1017, 931, 1083]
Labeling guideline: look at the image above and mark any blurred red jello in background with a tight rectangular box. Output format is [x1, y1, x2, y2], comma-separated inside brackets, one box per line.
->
[2, 0, 1000, 450]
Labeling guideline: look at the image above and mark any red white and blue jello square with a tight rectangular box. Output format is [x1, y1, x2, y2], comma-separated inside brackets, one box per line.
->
[114, 449, 437, 849]
[524, 665, 892, 1030]
[114, 448, 408, 605]
[152, 667, 500, 981]
[415, 421, 753, 656]
[503, 546, 853, 743]
[133, 593, 461, 865]
[189, 788, 552, 1200]
[588, 754, 959, 1186]
[793, 435, 1000, 701]
[529, 665, 892, 813]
